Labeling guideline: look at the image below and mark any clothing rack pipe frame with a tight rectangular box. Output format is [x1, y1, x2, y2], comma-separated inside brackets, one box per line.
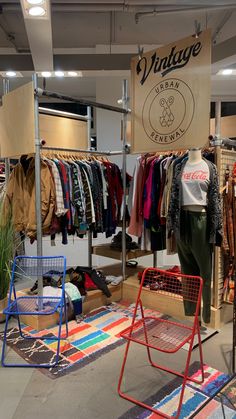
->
[2, 79, 10, 184]
[38, 106, 89, 122]
[34, 76, 130, 295]
[41, 146, 124, 156]
[35, 88, 130, 115]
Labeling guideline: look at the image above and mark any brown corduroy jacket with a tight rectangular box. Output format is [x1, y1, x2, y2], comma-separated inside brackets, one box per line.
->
[3, 157, 56, 239]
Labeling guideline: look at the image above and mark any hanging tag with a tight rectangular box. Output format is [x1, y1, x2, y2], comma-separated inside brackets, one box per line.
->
[226, 181, 229, 194]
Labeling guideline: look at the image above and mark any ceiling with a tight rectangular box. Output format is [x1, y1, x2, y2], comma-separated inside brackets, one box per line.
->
[0, 0, 236, 100]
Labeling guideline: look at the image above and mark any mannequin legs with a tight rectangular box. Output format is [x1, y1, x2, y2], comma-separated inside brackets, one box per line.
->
[177, 210, 212, 323]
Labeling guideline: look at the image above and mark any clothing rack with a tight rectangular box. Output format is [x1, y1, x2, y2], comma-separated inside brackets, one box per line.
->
[33, 75, 129, 296]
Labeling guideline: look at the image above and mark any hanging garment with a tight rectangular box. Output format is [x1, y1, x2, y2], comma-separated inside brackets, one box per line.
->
[167, 157, 223, 246]
[4, 156, 56, 239]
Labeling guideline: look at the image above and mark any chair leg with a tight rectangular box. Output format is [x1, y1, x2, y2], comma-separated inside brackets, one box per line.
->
[1, 314, 11, 366]
[196, 322, 204, 383]
[117, 340, 132, 396]
[53, 306, 64, 367]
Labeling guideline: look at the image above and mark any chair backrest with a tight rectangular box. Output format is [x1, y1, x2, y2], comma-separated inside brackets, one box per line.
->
[11, 255, 67, 286]
[138, 267, 203, 308]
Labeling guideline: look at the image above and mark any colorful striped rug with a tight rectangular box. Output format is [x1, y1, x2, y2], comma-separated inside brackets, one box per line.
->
[0, 301, 163, 378]
[119, 362, 236, 419]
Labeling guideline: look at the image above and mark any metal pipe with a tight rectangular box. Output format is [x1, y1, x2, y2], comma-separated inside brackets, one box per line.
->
[41, 145, 123, 155]
[122, 79, 128, 280]
[87, 105, 93, 268]
[215, 101, 221, 139]
[33, 74, 43, 301]
[2, 79, 10, 184]
[153, 251, 157, 268]
[4, 3, 236, 13]
[36, 88, 128, 115]
[39, 106, 88, 121]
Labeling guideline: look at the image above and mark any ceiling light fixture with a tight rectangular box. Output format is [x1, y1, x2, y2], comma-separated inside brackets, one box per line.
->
[55, 71, 65, 77]
[222, 69, 233, 75]
[6, 71, 17, 77]
[41, 71, 51, 77]
[28, 6, 46, 16]
[27, 0, 44, 5]
[68, 71, 78, 77]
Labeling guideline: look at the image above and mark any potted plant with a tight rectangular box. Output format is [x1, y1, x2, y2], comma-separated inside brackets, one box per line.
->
[0, 202, 14, 322]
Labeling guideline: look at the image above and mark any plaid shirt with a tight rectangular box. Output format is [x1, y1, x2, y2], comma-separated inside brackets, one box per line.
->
[45, 159, 68, 217]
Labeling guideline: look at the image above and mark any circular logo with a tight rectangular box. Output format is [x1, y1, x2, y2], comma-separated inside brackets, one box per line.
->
[142, 78, 195, 144]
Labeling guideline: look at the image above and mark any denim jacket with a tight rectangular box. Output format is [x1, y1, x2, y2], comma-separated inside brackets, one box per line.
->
[167, 158, 223, 246]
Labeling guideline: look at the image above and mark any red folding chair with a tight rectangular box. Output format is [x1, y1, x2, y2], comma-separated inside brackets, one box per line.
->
[118, 267, 204, 419]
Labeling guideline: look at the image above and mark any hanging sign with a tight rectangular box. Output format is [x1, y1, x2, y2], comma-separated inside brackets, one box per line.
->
[131, 29, 211, 152]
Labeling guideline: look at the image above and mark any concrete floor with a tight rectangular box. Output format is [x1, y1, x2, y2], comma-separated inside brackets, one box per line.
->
[0, 316, 234, 419]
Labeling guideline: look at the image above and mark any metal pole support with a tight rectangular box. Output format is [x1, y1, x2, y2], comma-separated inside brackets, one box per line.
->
[87, 106, 93, 268]
[33, 74, 43, 299]
[2, 79, 10, 184]
[122, 80, 128, 280]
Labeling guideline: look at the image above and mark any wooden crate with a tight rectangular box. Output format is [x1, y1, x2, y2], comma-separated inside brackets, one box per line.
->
[15, 284, 122, 331]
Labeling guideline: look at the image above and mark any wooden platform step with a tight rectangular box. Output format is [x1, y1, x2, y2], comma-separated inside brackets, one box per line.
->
[122, 275, 233, 330]
[92, 243, 153, 261]
[15, 283, 122, 331]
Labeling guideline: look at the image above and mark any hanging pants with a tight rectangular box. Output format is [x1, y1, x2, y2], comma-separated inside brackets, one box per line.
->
[177, 210, 213, 324]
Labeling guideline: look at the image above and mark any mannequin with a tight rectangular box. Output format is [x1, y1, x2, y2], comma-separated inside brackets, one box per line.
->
[187, 148, 203, 164]
[167, 148, 222, 324]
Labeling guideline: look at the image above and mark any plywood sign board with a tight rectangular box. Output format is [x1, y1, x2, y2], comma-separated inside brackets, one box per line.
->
[210, 115, 236, 138]
[131, 29, 211, 153]
[0, 82, 35, 158]
[0, 81, 88, 158]
[39, 113, 87, 150]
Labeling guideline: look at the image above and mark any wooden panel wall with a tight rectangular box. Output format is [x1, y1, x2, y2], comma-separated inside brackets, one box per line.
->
[0, 82, 35, 158]
[0, 82, 88, 158]
[210, 115, 236, 138]
[39, 113, 87, 150]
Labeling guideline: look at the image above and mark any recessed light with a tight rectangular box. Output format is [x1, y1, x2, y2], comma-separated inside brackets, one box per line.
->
[55, 71, 65, 77]
[27, 0, 44, 5]
[6, 71, 17, 77]
[68, 71, 78, 77]
[222, 69, 233, 75]
[41, 71, 51, 77]
[28, 6, 46, 16]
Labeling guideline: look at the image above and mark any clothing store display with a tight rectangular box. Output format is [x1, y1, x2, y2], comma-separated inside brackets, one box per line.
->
[128, 150, 216, 253]
[168, 151, 222, 324]
[3, 155, 124, 242]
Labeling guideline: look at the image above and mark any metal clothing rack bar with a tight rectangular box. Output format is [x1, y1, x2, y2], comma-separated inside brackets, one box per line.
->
[39, 106, 89, 121]
[41, 146, 124, 156]
[35, 88, 129, 114]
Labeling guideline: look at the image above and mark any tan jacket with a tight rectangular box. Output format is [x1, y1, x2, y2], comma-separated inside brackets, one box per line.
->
[4, 158, 56, 239]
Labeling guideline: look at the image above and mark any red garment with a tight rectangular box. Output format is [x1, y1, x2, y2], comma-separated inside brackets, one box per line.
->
[84, 272, 98, 290]
[103, 162, 123, 223]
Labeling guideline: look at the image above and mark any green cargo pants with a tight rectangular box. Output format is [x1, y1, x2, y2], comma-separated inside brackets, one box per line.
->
[177, 210, 213, 324]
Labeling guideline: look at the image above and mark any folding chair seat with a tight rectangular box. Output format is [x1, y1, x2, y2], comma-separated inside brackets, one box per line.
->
[1, 255, 68, 368]
[118, 267, 204, 419]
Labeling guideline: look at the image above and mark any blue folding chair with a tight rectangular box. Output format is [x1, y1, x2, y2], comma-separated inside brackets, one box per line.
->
[1, 255, 68, 368]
